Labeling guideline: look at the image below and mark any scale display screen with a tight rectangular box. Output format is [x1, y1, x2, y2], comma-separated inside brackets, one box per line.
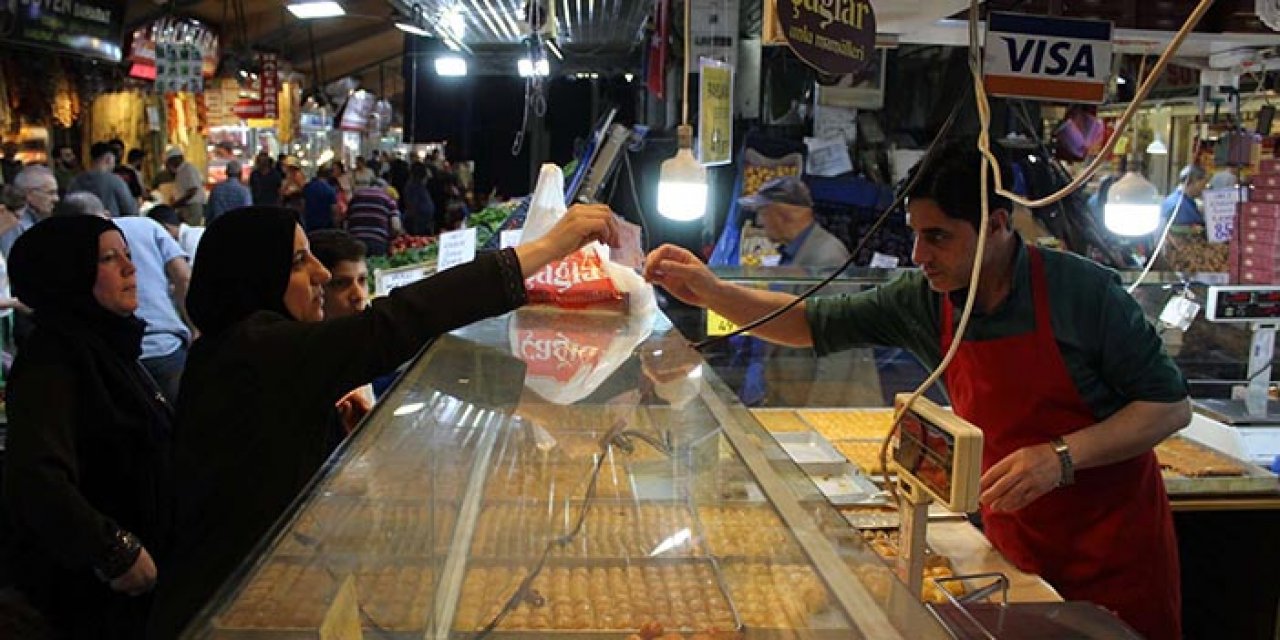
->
[894, 411, 956, 502]
[891, 395, 984, 512]
[1207, 286, 1280, 322]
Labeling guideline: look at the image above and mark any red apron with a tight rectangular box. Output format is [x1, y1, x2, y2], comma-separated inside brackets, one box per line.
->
[941, 247, 1181, 639]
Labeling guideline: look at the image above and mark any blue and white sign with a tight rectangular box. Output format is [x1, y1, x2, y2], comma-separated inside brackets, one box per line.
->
[984, 12, 1113, 104]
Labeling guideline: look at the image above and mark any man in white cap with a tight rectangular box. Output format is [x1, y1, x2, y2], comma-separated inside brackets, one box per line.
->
[166, 147, 206, 225]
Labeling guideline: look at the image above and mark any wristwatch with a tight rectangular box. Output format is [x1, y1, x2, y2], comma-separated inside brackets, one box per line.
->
[93, 529, 142, 582]
[1050, 437, 1075, 487]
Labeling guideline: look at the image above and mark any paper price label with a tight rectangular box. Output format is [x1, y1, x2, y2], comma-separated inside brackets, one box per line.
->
[438, 227, 478, 271]
[1202, 188, 1242, 244]
[707, 310, 742, 337]
[374, 265, 430, 297]
[499, 229, 523, 248]
[870, 252, 900, 268]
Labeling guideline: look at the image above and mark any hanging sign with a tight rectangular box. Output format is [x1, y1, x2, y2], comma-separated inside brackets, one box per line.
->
[690, 0, 738, 67]
[776, 0, 877, 77]
[698, 58, 733, 166]
[155, 43, 206, 94]
[260, 53, 280, 120]
[983, 12, 1113, 104]
[0, 0, 124, 62]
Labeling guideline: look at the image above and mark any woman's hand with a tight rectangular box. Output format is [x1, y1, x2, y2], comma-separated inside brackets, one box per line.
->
[109, 547, 157, 596]
[515, 204, 620, 277]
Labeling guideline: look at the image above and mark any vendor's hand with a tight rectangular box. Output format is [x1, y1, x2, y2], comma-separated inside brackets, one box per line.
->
[642, 244, 720, 308]
[516, 204, 620, 277]
[109, 547, 157, 597]
[979, 443, 1062, 512]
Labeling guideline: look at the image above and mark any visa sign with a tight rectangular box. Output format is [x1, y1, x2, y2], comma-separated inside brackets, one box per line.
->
[984, 13, 1113, 104]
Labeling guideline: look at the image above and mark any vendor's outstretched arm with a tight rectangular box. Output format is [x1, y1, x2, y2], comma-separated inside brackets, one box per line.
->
[643, 244, 813, 347]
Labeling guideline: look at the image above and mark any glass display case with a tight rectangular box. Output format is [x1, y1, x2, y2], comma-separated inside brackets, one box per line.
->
[184, 310, 957, 639]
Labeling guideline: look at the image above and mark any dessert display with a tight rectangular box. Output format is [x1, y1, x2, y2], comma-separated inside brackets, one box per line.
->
[856, 530, 966, 604]
[453, 564, 738, 632]
[485, 460, 634, 500]
[471, 503, 703, 558]
[748, 410, 808, 433]
[832, 440, 888, 475]
[1156, 436, 1247, 477]
[219, 562, 433, 631]
[799, 409, 896, 441]
[720, 562, 830, 628]
[277, 500, 452, 557]
[697, 507, 802, 559]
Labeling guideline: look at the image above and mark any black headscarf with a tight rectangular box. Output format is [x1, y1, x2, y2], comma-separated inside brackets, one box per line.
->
[187, 206, 297, 336]
[9, 215, 146, 360]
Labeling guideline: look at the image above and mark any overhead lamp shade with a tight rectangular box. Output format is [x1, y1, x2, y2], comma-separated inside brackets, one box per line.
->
[1146, 136, 1168, 155]
[517, 58, 549, 77]
[657, 127, 707, 221]
[287, 1, 345, 19]
[1104, 171, 1162, 237]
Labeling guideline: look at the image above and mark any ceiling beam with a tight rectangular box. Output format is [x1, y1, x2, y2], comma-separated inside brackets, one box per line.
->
[285, 21, 393, 65]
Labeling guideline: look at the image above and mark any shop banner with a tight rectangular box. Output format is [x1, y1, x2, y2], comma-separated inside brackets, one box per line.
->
[0, 0, 124, 62]
[777, 0, 877, 77]
[127, 18, 219, 80]
[690, 0, 737, 67]
[983, 12, 1112, 104]
[698, 58, 733, 166]
[260, 53, 280, 120]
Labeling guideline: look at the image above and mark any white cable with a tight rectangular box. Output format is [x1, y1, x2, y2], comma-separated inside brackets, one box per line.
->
[1127, 194, 1183, 294]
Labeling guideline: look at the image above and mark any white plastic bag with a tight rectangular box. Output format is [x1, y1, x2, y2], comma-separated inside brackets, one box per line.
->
[520, 163, 567, 245]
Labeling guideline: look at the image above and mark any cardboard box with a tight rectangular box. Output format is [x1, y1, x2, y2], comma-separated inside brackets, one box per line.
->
[1261, 158, 1280, 175]
[1239, 268, 1278, 284]
[1243, 202, 1280, 219]
[1255, 174, 1280, 189]
[1242, 242, 1280, 258]
[1252, 188, 1280, 204]
[1242, 214, 1280, 232]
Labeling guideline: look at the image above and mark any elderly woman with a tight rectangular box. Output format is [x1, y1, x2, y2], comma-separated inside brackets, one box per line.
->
[148, 204, 617, 635]
[4, 216, 172, 637]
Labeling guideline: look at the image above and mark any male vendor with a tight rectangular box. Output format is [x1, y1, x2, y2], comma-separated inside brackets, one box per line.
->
[643, 137, 1189, 639]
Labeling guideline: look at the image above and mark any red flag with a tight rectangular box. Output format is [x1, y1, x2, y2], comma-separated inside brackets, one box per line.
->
[646, 0, 668, 99]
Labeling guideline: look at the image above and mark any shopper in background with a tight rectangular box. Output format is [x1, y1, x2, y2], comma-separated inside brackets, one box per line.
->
[1162, 164, 1208, 226]
[0, 166, 59, 258]
[164, 148, 206, 226]
[302, 164, 338, 231]
[146, 205, 204, 265]
[401, 161, 436, 236]
[148, 203, 619, 637]
[351, 156, 376, 188]
[205, 160, 252, 226]
[329, 161, 351, 219]
[644, 138, 1188, 640]
[115, 149, 147, 205]
[4, 215, 172, 638]
[388, 153, 410, 201]
[51, 145, 81, 197]
[249, 154, 282, 206]
[279, 156, 306, 216]
[1, 142, 23, 185]
[743, 176, 849, 266]
[68, 142, 138, 218]
[307, 229, 374, 434]
[0, 187, 30, 359]
[343, 182, 402, 256]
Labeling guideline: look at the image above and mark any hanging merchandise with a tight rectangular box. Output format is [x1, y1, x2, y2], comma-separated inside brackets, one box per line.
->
[339, 91, 376, 132]
[155, 42, 205, 94]
[0, 70, 10, 133]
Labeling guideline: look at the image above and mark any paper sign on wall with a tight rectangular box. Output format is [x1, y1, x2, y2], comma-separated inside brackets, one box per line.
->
[437, 228, 478, 271]
[804, 137, 853, 177]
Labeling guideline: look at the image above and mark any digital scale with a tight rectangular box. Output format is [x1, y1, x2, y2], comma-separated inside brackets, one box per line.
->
[889, 394, 983, 599]
[1194, 286, 1280, 467]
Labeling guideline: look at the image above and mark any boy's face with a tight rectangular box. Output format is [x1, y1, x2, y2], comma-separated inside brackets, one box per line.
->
[322, 259, 370, 319]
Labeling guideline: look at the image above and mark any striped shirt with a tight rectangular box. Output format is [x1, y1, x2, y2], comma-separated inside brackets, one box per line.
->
[345, 187, 400, 255]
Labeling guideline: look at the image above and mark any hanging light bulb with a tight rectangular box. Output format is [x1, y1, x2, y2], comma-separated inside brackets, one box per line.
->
[1104, 170, 1162, 236]
[1146, 136, 1168, 154]
[658, 125, 708, 221]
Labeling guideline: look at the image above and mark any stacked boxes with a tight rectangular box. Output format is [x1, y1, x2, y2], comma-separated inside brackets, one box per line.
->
[1233, 158, 1280, 284]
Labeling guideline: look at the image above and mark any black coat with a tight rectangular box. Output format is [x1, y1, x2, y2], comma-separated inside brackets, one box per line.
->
[148, 248, 527, 638]
[4, 321, 172, 638]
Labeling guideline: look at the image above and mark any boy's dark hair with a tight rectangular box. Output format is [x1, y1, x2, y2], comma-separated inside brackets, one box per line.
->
[89, 142, 114, 162]
[904, 137, 1016, 230]
[147, 204, 180, 227]
[308, 229, 366, 270]
[127, 149, 146, 164]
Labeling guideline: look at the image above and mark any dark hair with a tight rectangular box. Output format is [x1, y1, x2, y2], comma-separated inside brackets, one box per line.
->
[127, 149, 146, 163]
[89, 142, 114, 162]
[0, 185, 25, 211]
[904, 137, 1015, 230]
[1179, 164, 1208, 183]
[107, 138, 124, 151]
[147, 204, 180, 227]
[308, 229, 366, 269]
[410, 161, 428, 181]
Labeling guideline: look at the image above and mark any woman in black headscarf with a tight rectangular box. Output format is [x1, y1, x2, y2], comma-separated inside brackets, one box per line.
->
[148, 204, 617, 636]
[3, 216, 172, 638]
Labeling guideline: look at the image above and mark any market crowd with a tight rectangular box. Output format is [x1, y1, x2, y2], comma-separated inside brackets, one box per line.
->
[0, 140, 618, 638]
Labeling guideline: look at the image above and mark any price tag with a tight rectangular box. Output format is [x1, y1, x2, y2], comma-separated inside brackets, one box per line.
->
[374, 265, 430, 297]
[1202, 188, 1241, 244]
[319, 575, 363, 640]
[499, 229, 523, 249]
[706, 310, 742, 337]
[870, 252, 900, 268]
[437, 227, 478, 271]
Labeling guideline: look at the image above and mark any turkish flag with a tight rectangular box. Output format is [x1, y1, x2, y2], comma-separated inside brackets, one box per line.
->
[646, 0, 668, 99]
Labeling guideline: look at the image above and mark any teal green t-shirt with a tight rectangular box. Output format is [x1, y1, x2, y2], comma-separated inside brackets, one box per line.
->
[805, 243, 1188, 420]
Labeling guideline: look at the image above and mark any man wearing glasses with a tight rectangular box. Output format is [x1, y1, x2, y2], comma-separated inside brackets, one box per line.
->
[0, 166, 59, 258]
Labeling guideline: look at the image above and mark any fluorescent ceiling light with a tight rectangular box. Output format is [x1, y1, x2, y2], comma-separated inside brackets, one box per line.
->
[395, 21, 431, 37]
[546, 39, 564, 61]
[435, 56, 468, 77]
[517, 58, 549, 77]
[287, 1, 345, 19]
